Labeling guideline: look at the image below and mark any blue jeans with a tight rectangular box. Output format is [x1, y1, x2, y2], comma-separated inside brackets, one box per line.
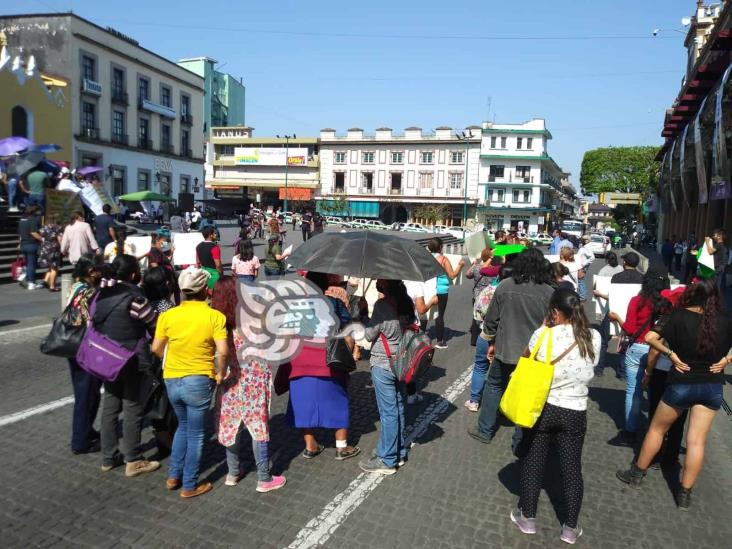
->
[20, 242, 38, 284]
[577, 272, 587, 300]
[225, 429, 271, 482]
[26, 193, 45, 211]
[623, 343, 648, 433]
[238, 274, 255, 283]
[165, 375, 214, 491]
[6, 177, 18, 207]
[264, 266, 284, 278]
[476, 358, 523, 450]
[371, 365, 406, 468]
[469, 337, 491, 403]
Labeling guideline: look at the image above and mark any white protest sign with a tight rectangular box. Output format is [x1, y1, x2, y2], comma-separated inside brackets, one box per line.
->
[172, 232, 204, 265]
[593, 276, 612, 318]
[127, 235, 152, 258]
[423, 277, 438, 320]
[608, 284, 641, 335]
[466, 231, 493, 262]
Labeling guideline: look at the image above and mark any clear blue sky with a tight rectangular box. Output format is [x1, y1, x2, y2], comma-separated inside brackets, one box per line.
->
[14, 0, 695, 192]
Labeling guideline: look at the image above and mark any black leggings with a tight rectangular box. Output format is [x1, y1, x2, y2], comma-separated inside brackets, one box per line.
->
[435, 293, 449, 342]
[519, 403, 586, 529]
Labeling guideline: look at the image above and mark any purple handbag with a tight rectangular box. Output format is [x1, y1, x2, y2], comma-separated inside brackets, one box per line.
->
[75, 294, 138, 382]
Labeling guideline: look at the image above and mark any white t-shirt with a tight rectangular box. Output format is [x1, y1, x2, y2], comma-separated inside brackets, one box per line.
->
[560, 259, 582, 290]
[528, 324, 601, 411]
[577, 246, 595, 268]
[56, 178, 81, 193]
[404, 280, 426, 327]
[597, 264, 623, 278]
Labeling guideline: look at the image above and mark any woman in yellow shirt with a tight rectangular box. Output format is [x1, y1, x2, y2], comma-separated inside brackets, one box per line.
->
[152, 268, 228, 499]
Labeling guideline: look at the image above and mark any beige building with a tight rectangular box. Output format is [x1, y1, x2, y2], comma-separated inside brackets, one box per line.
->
[0, 13, 205, 200]
[205, 126, 320, 209]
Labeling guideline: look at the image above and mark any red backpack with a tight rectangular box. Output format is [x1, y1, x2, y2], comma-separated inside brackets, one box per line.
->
[379, 325, 435, 383]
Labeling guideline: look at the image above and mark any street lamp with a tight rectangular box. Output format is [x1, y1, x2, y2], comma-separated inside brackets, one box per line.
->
[277, 134, 296, 213]
[456, 130, 471, 240]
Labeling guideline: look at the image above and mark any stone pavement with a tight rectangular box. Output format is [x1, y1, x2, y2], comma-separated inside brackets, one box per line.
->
[0, 250, 731, 548]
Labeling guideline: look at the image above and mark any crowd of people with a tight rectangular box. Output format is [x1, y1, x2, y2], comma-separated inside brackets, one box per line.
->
[22, 200, 730, 544]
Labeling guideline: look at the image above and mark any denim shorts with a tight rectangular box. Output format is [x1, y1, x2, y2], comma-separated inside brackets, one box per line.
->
[662, 382, 723, 411]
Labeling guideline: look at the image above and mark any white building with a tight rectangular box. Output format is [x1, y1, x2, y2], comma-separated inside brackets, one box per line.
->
[478, 119, 575, 233]
[318, 126, 481, 225]
[205, 126, 319, 209]
[0, 13, 206, 202]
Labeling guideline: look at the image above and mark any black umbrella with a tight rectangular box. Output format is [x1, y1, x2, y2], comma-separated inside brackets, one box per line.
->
[6, 150, 45, 177]
[287, 231, 445, 281]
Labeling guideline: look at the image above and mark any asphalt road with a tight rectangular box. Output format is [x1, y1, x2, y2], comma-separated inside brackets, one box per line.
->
[1, 233, 731, 548]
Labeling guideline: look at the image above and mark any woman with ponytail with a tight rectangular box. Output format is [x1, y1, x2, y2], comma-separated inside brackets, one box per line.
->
[510, 289, 600, 544]
[608, 265, 671, 444]
[617, 279, 732, 510]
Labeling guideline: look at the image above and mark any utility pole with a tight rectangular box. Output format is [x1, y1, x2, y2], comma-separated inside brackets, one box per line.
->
[456, 130, 471, 240]
[284, 135, 291, 213]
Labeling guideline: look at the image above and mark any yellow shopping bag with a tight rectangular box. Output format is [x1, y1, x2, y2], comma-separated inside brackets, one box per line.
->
[499, 327, 554, 428]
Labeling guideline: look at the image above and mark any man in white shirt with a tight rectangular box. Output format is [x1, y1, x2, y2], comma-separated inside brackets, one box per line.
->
[56, 167, 81, 193]
[576, 236, 595, 301]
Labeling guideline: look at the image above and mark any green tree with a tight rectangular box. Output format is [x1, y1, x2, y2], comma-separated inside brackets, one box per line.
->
[580, 146, 660, 195]
[414, 204, 450, 225]
[320, 193, 349, 216]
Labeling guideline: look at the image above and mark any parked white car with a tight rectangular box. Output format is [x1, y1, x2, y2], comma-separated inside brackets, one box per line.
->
[432, 225, 450, 234]
[402, 222, 431, 233]
[364, 220, 388, 230]
[586, 233, 610, 257]
[348, 218, 370, 229]
[445, 226, 471, 240]
[530, 232, 553, 246]
[390, 222, 406, 231]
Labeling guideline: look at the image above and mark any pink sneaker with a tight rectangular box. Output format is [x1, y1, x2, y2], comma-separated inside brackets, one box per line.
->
[464, 400, 479, 412]
[256, 475, 286, 493]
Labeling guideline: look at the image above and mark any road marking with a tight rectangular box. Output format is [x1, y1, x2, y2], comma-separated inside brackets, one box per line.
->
[0, 395, 75, 428]
[0, 322, 52, 341]
[287, 364, 473, 549]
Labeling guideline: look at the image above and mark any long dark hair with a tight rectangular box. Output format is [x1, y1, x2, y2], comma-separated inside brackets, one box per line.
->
[680, 278, 721, 356]
[548, 288, 595, 361]
[238, 238, 254, 261]
[639, 267, 672, 321]
[142, 266, 172, 301]
[111, 254, 139, 282]
[511, 248, 552, 285]
[73, 252, 104, 283]
[379, 280, 416, 324]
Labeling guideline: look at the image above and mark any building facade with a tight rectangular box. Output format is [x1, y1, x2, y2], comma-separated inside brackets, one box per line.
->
[318, 126, 481, 225]
[205, 126, 319, 209]
[177, 57, 246, 136]
[0, 44, 71, 161]
[478, 119, 575, 234]
[0, 13, 206, 200]
[656, 1, 732, 242]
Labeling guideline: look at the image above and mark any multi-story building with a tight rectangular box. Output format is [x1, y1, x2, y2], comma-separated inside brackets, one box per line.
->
[205, 126, 319, 209]
[478, 119, 574, 233]
[655, 1, 732, 242]
[318, 126, 481, 225]
[588, 203, 613, 230]
[0, 13, 206, 200]
[177, 57, 245, 136]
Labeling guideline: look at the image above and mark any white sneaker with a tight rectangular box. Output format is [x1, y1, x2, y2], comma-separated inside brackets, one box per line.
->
[26, 282, 38, 290]
[8, 207, 19, 212]
[464, 400, 480, 412]
[225, 473, 241, 486]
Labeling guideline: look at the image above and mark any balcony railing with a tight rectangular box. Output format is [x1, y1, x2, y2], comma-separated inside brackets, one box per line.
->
[389, 187, 402, 195]
[138, 138, 153, 150]
[180, 148, 193, 158]
[334, 186, 345, 193]
[111, 91, 129, 105]
[448, 187, 464, 197]
[81, 126, 100, 140]
[417, 187, 434, 196]
[488, 175, 534, 183]
[181, 113, 193, 125]
[360, 187, 374, 194]
[111, 133, 128, 145]
[160, 143, 175, 155]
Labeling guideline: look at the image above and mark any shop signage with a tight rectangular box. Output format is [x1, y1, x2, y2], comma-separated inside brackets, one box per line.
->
[234, 147, 308, 167]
